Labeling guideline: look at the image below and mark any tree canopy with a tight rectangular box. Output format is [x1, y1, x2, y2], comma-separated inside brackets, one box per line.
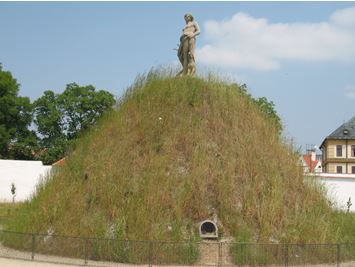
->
[237, 83, 282, 132]
[0, 64, 35, 159]
[33, 83, 115, 164]
[1, 63, 115, 164]
[58, 83, 116, 139]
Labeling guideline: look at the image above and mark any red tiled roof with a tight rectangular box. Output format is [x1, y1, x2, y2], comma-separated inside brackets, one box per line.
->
[52, 158, 66, 167]
[303, 155, 319, 172]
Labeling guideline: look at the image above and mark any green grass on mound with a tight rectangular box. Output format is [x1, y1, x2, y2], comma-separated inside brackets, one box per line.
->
[4, 70, 355, 263]
[0, 202, 24, 226]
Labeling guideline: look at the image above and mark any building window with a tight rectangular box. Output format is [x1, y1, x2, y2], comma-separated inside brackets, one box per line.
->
[336, 145, 342, 157]
[352, 145, 355, 157]
[352, 166, 355, 174]
[337, 166, 343, 173]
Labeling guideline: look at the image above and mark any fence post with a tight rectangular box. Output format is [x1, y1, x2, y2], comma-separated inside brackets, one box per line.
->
[84, 238, 88, 265]
[218, 242, 222, 267]
[149, 241, 153, 267]
[31, 233, 35, 260]
[337, 244, 340, 267]
[284, 244, 288, 267]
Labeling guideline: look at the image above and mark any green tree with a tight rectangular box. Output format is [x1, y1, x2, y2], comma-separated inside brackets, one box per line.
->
[58, 83, 116, 139]
[37, 138, 69, 165]
[233, 83, 282, 133]
[0, 63, 36, 159]
[7, 131, 38, 160]
[253, 97, 282, 132]
[33, 90, 64, 148]
[33, 83, 115, 164]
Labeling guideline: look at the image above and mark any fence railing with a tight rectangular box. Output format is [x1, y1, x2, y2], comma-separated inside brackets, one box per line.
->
[0, 216, 10, 225]
[1, 230, 355, 266]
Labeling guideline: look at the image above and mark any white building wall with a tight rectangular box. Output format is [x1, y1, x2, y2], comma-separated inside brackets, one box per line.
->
[311, 173, 355, 212]
[0, 160, 52, 202]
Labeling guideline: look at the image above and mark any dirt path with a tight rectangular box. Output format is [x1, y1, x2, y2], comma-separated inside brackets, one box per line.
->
[195, 241, 233, 266]
[0, 242, 147, 267]
[1, 238, 355, 267]
[1, 256, 355, 267]
[0, 257, 81, 267]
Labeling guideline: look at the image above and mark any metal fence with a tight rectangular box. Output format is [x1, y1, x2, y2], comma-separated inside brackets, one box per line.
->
[1, 230, 355, 266]
[0, 216, 10, 225]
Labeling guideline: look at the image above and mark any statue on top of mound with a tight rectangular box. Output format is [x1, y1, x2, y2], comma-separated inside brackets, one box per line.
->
[177, 13, 200, 76]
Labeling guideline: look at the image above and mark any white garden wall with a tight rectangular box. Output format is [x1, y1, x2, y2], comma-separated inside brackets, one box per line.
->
[0, 160, 52, 202]
[312, 173, 355, 212]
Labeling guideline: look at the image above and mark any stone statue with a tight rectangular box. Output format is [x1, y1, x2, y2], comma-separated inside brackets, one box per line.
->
[177, 13, 200, 76]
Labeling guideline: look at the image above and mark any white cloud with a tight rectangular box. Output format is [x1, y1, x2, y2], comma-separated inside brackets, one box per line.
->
[197, 6, 355, 71]
[345, 86, 355, 100]
[331, 6, 355, 27]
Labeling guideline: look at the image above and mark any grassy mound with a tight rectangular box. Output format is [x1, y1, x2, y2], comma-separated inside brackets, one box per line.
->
[5, 72, 348, 254]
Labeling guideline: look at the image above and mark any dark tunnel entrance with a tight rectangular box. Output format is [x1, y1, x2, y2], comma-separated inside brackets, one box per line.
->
[199, 220, 218, 239]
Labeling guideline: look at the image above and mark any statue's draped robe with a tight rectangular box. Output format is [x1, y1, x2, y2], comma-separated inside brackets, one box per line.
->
[178, 35, 196, 75]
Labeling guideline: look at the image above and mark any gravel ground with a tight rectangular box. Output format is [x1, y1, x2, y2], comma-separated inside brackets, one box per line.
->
[0, 257, 81, 267]
[1, 240, 355, 267]
[1, 256, 355, 267]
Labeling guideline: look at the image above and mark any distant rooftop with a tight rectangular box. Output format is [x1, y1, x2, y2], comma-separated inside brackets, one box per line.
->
[321, 116, 355, 148]
[52, 157, 65, 167]
[302, 154, 319, 173]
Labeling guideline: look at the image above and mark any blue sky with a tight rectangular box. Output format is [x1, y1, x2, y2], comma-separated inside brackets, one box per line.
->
[1, 2, 355, 151]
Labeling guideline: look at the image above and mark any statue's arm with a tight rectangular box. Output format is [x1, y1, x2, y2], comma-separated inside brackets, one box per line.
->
[193, 22, 201, 38]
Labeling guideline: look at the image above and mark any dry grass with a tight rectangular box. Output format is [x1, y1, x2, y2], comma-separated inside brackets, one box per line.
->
[0, 202, 23, 217]
[5, 70, 353, 256]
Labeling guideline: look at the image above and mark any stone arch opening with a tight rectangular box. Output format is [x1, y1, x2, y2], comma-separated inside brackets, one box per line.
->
[199, 220, 218, 239]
